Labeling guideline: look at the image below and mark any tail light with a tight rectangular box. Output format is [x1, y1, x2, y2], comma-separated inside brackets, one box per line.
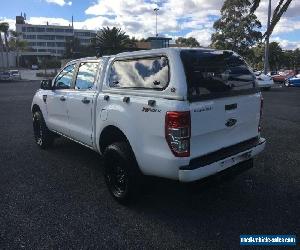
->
[165, 111, 191, 157]
[258, 96, 264, 133]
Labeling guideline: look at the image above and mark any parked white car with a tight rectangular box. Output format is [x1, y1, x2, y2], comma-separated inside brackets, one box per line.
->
[31, 48, 266, 203]
[255, 72, 274, 90]
[31, 64, 39, 70]
[9, 70, 21, 80]
[0, 71, 12, 81]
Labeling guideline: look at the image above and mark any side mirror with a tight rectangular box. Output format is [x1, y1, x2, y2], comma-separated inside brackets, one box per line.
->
[40, 79, 52, 90]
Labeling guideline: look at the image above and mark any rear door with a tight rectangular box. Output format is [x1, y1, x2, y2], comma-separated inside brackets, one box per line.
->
[180, 50, 261, 158]
[67, 61, 100, 146]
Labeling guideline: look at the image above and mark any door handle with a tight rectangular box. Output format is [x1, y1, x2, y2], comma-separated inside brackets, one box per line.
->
[225, 103, 237, 110]
[81, 97, 90, 104]
[123, 97, 130, 103]
[60, 96, 66, 101]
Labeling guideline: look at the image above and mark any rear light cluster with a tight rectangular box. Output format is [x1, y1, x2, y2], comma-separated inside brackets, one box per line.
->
[258, 96, 264, 133]
[165, 111, 191, 157]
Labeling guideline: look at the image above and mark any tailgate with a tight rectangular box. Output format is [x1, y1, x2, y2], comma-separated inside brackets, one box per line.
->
[180, 49, 261, 159]
[190, 93, 261, 158]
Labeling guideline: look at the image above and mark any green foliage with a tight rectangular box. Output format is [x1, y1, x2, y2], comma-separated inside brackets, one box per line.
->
[43, 59, 61, 69]
[248, 42, 300, 71]
[94, 27, 136, 55]
[175, 37, 200, 47]
[9, 31, 28, 52]
[63, 37, 96, 59]
[211, 0, 262, 58]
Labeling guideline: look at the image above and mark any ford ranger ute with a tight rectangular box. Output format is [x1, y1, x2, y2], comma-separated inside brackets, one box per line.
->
[31, 48, 266, 203]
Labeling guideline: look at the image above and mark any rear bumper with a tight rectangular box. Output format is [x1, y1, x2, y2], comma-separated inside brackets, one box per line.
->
[178, 137, 266, 182]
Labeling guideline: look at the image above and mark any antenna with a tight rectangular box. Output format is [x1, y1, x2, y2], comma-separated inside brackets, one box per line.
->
[153, 8, 159, 37]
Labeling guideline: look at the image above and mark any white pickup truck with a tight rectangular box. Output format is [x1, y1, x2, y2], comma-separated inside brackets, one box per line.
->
[31, 48, 266, 203]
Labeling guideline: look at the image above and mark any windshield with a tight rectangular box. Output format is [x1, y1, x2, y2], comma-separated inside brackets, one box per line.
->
[180, 50, 257, 101]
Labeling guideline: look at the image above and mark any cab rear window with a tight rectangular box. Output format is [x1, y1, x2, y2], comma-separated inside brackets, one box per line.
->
[180, 50, 257, 101]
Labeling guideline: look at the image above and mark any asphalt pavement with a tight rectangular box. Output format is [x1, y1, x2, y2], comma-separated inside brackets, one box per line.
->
[0, 81, 299, 249]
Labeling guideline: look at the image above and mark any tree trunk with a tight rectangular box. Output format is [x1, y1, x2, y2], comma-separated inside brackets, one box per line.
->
[16, 50, 19, 68]
[4, 32, 9, 69]
[0, 34, 5, 70]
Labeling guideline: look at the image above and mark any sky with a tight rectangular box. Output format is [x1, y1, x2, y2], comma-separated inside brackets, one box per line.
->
[0, 0, 300, 49]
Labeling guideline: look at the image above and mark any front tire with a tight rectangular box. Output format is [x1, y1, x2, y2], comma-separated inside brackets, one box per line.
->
[104, 142, 141, 204]
[32, 111, 54, 149]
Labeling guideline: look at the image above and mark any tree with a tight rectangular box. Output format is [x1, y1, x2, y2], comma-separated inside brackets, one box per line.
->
[211, 0, 262, 58]
[64, 37, 81, 58]
[251, 0, 293, 38]
[175, 37, 200, 47]
[64, 37, 96, 59]
[9, 31, 28, 67]
[268, 42, 285, 70]
[0, 31, 4, 70]
[0, 22, 10, 68]
[248, 42, 300, 71]
[94, 27, 136, 55]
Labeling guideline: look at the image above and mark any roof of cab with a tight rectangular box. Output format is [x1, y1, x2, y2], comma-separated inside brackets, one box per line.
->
[67, 56, 110, 65]
[114, 47, 218, 58]
[66, 47, 232, 65]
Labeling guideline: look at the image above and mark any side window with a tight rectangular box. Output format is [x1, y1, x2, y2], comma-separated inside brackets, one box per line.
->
[75, 62, 99, 90]
[109, 56, 169, 90]
[54, 64, 76, 89]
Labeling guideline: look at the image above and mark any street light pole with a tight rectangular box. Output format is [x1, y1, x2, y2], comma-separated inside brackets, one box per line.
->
[264, 0, 271, 74]
[154, 8, 159, 37]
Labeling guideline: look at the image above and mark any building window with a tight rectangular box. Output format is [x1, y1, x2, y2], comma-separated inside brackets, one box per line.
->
[56, 42, 65, 47]
[37, 42, 46, 46]
[75, 32, 91, 37]
[37, 35, 55, 40]
[47, 42, 56, 47]
[27, 27, 35, 32]
[55, 35, 65, 40]
[46, 28, 54, 32]
[55, 28, 64, 33]
[23, 34, 36, 39]
[36, 27, 45, 32]
[47, 49, 56, 54]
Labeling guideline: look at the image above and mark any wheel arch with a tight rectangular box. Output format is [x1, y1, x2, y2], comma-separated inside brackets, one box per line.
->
[99, 125, 132, 154]
[32, 104, 41, 113]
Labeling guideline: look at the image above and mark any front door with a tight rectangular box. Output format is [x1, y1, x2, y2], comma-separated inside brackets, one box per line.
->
[46, 64, 76, 135]
[67, 61, 99, 146]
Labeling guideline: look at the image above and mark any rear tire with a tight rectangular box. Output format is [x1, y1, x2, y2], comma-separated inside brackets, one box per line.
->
[32, 111, 54, 149]
[104, 141, 141, 204]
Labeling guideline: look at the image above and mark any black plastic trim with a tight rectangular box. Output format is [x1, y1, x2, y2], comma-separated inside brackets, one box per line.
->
[188, 88, 259, 102]
[180, 137, 265, 170]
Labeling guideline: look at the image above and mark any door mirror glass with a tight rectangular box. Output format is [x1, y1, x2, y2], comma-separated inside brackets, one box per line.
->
[40, 79, 52, 90]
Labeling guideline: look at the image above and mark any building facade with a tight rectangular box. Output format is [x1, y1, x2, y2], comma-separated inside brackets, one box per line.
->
[15, 15, 96, 58]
